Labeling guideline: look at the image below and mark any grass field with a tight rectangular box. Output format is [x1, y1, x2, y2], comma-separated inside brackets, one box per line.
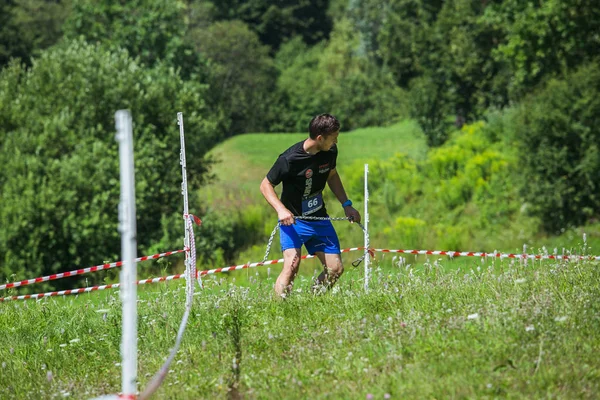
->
[1, 255, 599, 399]
[3, 120, 600, 399]
[200, 120, 426, 203]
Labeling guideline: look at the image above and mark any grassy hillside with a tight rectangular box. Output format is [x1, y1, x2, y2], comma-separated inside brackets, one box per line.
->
[195, 119, 600, 272]
[200, 120, 427, 202]
[194, 121, 428, 267]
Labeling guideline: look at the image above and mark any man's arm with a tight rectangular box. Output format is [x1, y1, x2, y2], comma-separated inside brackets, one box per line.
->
[260, 177, 295, 225]
[327, 169, 361, 223]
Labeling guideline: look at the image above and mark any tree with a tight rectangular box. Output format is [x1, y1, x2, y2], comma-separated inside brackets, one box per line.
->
[513, 61, 600, 232]
[276, 19, 408, 132]
[63, 0, 198, 75]
[0, 39, 221, 289]
[187, 20, 278, 135]
[484, 0, 600, 100]
[0, 0, 70, 68]
[207, 0, 333, 51]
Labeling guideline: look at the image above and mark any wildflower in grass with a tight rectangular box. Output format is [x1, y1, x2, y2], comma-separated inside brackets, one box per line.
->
[69, 338, 80, 344]
[555, 316, 568, 322]
[47, 371, 53, 382]
[526, 325, 535, 332]
[59, 344, 67, 348]
[468, 313, 479, 320]
[366, 394, 374, 400]
[515, 278, 527, 284]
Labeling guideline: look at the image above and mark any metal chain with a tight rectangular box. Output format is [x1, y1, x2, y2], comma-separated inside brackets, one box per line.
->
[261, 216, 369, 267]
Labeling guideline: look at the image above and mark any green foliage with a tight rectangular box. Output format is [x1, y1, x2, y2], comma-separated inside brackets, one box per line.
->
[512, 61, 600, 233]
[434, 0, 510, 117]
[354, 0, 443, 87]
[207, 0, 333, 51]
[0, 0, 70, 68]
[276, 18, 409, 132]
[345, 121, 539, 251]
[483, 0, 600, 100]
[187, 20, 278, 135]
[195, 205, 272, 267]
[408, 74, 454, 146]
[63, 0, 199, 75]
[0, 39, 221, 288]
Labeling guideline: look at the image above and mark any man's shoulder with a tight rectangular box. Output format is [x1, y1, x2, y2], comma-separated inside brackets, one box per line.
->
[279, 140, 305, 159]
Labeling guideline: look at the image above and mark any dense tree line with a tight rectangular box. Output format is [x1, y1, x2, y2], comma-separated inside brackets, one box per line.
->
[1, 0, 599, 286]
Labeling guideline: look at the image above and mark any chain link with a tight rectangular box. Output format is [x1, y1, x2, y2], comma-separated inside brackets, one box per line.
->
[261, 216, 369, 267]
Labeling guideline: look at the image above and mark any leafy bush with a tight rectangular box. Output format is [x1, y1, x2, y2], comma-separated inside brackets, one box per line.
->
[512, 61, 600, 233]
[187, 20, 278, 135]
[346, 120, 539, 251]
[63, 0, 199, 76]
[0, 39, 221, 289]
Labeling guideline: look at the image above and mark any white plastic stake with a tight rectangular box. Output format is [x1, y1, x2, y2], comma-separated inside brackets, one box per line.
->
[177, 112, 199, 293]
[115, 110, 138, 397]
[178, 113, 191, 298]
[364, 163, 370, 291]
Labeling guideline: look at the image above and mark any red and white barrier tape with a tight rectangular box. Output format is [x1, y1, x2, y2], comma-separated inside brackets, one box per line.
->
[198, 247, 364, 276]
[0, 247, 364, 302]
[0, 274, 185, 302]
[0, 249, 185, 291]
[372, 248, 600, 261]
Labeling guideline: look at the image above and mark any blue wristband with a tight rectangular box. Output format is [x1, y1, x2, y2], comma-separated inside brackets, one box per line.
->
[342, 199, 352, 208]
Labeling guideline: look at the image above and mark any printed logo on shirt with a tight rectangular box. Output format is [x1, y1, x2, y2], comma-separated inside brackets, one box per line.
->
[305, 169, 313, 179]
[303, 177, 313, 197]
[318, 163, 330, 174]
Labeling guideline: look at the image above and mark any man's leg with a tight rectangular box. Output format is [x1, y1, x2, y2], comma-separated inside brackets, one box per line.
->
[313, 252, 344, 293]
[275, 248, 301, 298]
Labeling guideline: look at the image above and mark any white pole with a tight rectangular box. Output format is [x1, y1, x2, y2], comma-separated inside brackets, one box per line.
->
[364, 163, 370, 291]
[178, 112, 197, 294]
[115, 110, 138, 397]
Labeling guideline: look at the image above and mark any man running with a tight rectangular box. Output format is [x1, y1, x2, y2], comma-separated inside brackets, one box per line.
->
[260, 113, 361, 298]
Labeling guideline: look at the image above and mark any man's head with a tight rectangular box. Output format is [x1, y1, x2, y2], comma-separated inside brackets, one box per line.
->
[309, 114, 340, 151]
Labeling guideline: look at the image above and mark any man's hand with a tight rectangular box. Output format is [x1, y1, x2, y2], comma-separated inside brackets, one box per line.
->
[344, 206, 361, 223]
[278, 208, 295, 226]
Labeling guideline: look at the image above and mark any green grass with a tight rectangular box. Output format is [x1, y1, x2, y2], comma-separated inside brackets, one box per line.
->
[201, 120, 426, 201]
[1, 255, 599, 399]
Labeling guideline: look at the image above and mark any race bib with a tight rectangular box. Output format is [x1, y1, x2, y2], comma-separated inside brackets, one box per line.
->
[302, 193, 323, 215]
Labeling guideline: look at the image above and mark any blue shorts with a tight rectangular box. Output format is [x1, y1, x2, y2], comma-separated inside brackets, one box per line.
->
[280, 219, 341, 255]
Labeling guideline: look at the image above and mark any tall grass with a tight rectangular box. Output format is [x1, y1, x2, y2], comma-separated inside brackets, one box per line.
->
[1, 255, 598, 399]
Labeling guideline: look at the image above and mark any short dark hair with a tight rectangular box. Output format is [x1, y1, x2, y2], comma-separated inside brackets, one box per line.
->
[308, 114, 340, 139]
